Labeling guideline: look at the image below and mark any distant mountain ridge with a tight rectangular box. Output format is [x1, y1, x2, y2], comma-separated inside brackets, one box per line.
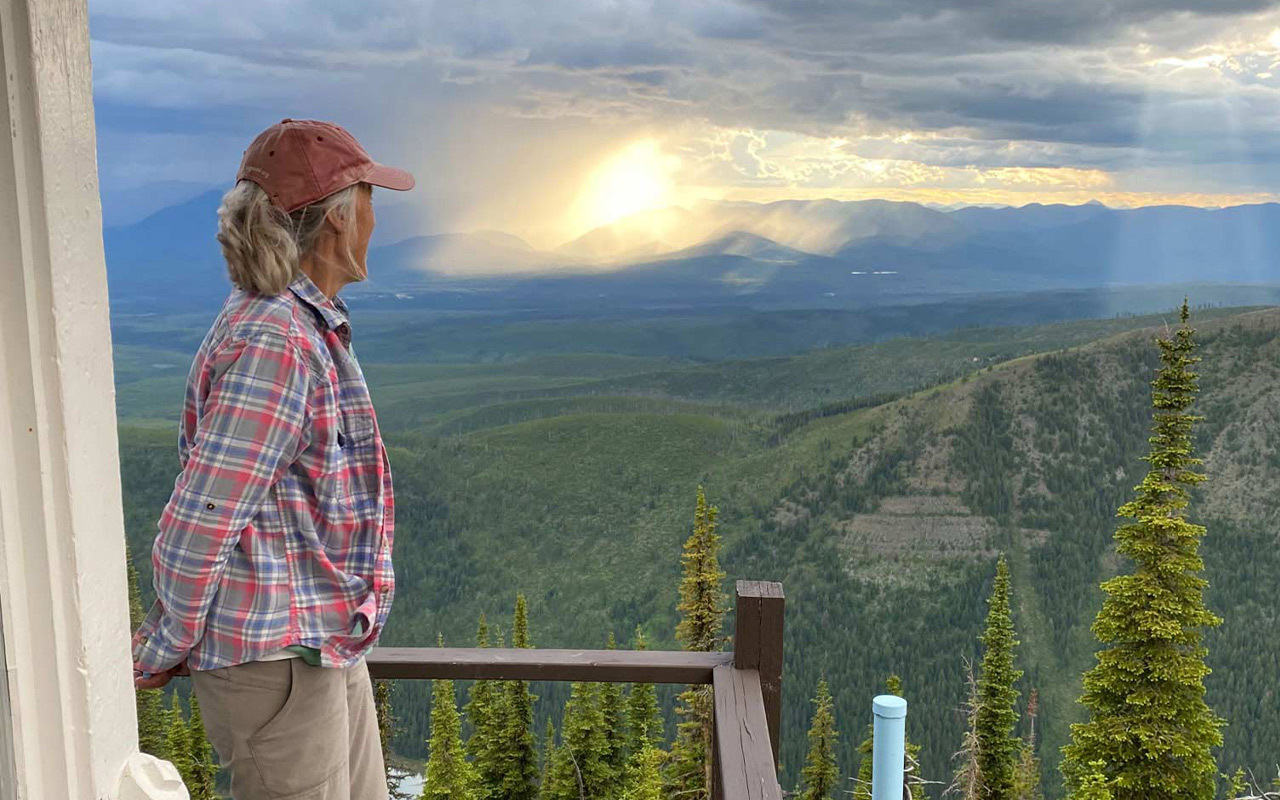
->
[103, 193, 1280, 306]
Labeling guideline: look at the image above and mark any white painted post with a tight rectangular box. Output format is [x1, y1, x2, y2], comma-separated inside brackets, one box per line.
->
[0, 1, 187, 798]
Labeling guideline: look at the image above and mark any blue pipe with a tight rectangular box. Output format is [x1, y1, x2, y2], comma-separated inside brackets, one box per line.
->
[872, 694, 907, 800]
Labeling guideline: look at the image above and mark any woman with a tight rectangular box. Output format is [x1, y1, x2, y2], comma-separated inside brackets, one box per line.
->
[132, 119, 414, 800]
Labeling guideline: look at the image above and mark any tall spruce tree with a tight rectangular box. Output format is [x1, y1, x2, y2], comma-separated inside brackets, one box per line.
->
[127, 548, 167, 756]
[186, 694, 219, 800]
[466, 614, 504, 800]
[423, 659, 476, 800]
[1062, 302, 1224, 800]
[668, 487, 726, 800]
[495, 595, 539, 800]
[798, 677, 839, 800]
[162, 694, 194, 787]
[543, 682, 612, 800]
[625, 627, 664, 758]
[976, 556, 1022, 800]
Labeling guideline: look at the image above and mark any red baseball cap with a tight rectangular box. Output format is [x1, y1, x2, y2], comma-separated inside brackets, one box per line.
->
[236, 118, 415, 213]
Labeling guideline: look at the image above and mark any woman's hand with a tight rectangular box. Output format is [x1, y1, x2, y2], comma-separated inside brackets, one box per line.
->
[134, 659, 190, 690]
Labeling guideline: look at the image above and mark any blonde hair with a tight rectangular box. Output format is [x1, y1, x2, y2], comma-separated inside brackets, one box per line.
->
[217, 180, 364, 296]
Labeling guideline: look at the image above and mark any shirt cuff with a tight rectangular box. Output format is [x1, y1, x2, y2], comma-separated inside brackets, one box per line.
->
[131, 600, 186, 674]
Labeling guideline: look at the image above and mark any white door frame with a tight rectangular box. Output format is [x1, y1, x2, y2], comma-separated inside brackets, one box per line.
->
[0, 1, 184, 797]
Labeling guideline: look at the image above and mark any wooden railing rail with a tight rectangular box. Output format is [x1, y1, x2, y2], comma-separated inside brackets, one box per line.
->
[367, 580, 784, 800]
[369, 647, 732, 684]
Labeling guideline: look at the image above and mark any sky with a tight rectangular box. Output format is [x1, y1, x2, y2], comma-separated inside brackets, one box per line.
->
[89, 0, 1280, 248]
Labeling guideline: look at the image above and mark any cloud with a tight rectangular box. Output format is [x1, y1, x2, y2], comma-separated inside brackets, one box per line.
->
[88, 0, 1280, 244]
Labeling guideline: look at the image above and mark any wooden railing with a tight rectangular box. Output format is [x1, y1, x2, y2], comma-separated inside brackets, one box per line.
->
[368, 580, 785, 800]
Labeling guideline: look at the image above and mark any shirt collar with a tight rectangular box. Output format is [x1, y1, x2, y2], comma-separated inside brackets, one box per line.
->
[288, 272, 349, 332]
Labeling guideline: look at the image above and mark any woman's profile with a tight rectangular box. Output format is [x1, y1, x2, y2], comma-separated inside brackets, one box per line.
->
[131, 118, 414, 800]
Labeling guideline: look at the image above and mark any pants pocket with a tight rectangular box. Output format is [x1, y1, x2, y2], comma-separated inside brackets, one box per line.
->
[247, 660, 349, 797]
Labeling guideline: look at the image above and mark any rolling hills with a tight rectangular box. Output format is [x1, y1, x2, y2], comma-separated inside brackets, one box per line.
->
[116, 302, 1280, 796]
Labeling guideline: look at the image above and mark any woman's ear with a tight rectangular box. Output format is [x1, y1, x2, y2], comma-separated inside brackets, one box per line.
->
[324, 205, 347, 236]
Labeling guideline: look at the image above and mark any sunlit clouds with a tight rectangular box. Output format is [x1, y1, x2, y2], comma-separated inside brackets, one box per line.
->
[87, 0, 1280, 248]
[569, 140, 681, 237]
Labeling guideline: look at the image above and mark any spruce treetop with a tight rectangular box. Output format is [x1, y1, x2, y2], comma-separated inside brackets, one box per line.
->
[799, 677, 839, 800]
[512, 593, 531, 649]
[1062, 304, 1224, 800]
[976, 555, 1022, 800]
[676, 486, 726, 654]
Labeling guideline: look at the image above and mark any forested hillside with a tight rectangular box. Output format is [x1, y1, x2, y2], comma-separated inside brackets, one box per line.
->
[117, 305, 1280, 796]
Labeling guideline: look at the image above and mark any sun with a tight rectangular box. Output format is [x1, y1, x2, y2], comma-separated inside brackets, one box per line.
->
[571, 140, 679, 234]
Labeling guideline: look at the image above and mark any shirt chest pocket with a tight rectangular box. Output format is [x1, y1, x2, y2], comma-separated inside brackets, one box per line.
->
[309, 404, 376, 514]
[337, 411, 375, 449]
[334, 410, 378, 512]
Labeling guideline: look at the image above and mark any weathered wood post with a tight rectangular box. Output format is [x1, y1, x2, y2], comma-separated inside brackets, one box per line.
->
[733, 580, 785, 766]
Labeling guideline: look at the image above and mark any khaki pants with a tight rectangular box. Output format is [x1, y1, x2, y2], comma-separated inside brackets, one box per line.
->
[191, 658, 388, 800]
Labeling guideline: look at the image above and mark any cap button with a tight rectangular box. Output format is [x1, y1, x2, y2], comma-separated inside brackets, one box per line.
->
[281, 118, 294, 124]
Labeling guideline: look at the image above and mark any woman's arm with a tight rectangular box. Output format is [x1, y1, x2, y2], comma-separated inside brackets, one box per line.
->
[132, 330, 311, 676]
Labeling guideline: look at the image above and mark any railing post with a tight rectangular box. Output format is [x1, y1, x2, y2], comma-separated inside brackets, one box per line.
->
[871, 695, 907, 800]
[733, 580, 785, 766]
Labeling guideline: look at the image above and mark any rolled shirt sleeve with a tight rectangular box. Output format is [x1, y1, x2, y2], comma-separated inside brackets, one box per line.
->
[133, 331, 311, 674]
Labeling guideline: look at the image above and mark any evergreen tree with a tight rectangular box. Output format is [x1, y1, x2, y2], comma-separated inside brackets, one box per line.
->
[1011, 690, 1042, 800]
[466, 614, 504, 800]
[668, 487, 726, 800]
[599, 632, 629, 794]
[854, 738, 874, 800]
[162, 694, 194, 787]
[1072, 763, 1113, 800]
[377, 678, 413, 800]
[798, 677, 839, 800]
[423, 667, 476, 800]
[540, 720, 556, 800]
[976, 557, 1021, 800]
[495, 595, 539, 800]
[1222, 769, 1247, 800]
[675, 486, 726, 654]
[186, 694, 219, 800]
[625, 627, 664, 757]
[1062, 303, 1224, 800]
[543, 682, 611, 800]
[622, 744, 666, 800]
[854, 676, 924, 800]
[127, 548, 166, 756]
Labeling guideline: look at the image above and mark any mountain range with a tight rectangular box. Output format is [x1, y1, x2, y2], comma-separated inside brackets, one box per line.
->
[103, 192, 1280, 309]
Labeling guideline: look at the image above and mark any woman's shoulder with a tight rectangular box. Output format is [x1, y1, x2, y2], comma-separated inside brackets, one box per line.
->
[218, 286, 298, 339]
[207, 287, 331, 379]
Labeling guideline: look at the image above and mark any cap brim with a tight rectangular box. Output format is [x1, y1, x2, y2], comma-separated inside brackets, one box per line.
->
[363, 162, 415, 192]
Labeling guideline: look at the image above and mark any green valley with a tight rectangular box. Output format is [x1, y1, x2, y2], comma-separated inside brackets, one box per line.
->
[117, 302, 1280, 797]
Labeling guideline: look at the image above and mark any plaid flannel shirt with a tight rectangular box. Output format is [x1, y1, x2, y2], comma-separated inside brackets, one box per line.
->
[132, 273, 395, 673]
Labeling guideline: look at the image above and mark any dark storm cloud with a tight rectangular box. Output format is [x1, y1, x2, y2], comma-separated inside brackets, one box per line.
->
[87, 0, 1280, 202]
[521, 40, 694, 71]
[746, 0, 1280, 46]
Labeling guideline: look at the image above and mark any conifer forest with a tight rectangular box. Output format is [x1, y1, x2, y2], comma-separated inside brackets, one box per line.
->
[121, 300, 1280, 799]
